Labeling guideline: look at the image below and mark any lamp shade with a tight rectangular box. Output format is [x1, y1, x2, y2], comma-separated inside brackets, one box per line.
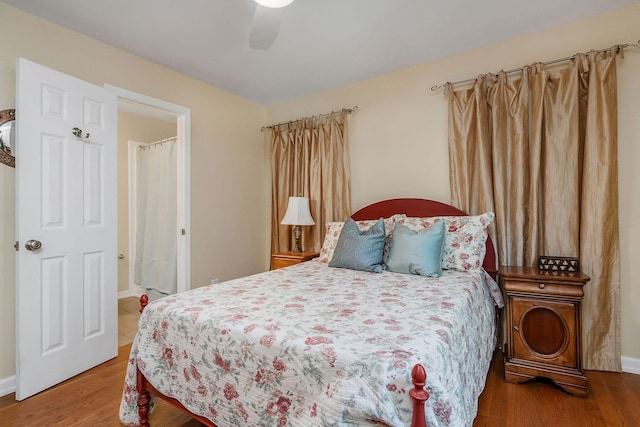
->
[281, 197, 315, 226]
[255, 0, 294, 8]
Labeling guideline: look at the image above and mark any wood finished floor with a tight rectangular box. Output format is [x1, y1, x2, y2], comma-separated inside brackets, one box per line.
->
[1, 335, 639, 426]
[118, 297, 141, 347]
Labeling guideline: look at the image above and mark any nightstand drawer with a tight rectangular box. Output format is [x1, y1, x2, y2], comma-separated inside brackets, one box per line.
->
[271, 257, 300, 270]
[503, 280, 584, 298]
[270, 251, 319, 270]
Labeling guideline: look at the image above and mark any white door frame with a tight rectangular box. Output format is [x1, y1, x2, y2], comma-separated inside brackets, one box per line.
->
[125, 140, 140, 298]
[106, 85, 191, 294]
[127, 140, 144, 297]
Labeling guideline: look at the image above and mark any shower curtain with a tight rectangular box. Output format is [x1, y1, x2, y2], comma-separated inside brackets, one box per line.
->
[134, 138, 177, 299]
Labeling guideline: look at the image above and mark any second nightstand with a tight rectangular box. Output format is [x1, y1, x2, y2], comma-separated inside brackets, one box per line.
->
[499, 265, 590, 397]
[270, 251, 319, 270]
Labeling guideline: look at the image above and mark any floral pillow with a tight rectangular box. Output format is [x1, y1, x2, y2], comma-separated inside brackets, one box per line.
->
[395, 212, 494, 272]
[318, 214, 405, 264]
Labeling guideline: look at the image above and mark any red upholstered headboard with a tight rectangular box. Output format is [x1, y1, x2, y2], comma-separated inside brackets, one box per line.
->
[351, 198, 497, 279]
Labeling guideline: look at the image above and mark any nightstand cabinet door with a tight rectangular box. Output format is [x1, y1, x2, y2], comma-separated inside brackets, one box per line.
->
[510, 296, 577, 368]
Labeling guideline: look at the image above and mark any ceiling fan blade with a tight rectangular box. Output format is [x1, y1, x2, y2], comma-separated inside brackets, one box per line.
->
[249, 5, 282, 50]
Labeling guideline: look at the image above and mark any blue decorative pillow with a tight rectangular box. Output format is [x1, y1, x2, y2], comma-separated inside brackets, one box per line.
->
[328, 217, 385, 273]
[386, 221, 445, 277]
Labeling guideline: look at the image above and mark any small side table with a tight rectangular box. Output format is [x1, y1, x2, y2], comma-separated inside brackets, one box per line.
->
[499, 265, 590, 397]
[270, 251, 319, 270]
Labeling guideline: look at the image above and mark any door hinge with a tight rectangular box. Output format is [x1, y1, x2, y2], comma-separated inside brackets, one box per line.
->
[14, 241, 19, 251]
[181, 228, 186, 236]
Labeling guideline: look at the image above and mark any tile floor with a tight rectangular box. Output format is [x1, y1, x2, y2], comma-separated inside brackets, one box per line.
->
[118, 296, 140, 347]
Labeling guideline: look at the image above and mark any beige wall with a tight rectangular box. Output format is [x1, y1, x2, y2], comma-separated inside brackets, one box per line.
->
[0, 3, 268, 380]
[117, 112, 177, 293]
[1, 2, 639, 385]
[266, 5, 640, 363]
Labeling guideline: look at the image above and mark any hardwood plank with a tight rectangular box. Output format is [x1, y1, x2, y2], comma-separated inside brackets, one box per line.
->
[0, 348, 638, 426]
[472, 352, 640, 427]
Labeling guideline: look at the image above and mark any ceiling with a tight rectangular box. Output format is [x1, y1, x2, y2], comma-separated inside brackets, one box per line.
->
[3, 0, 638, 106]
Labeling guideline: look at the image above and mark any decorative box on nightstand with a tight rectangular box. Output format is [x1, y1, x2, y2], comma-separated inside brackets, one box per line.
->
[499, 266, 590, 397]
[270, 251, 319, 270]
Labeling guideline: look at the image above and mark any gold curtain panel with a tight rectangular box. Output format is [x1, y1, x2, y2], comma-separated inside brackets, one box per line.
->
[447, 48, 621, 372]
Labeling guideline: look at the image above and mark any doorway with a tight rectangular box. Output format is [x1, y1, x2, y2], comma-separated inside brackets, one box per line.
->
[105, 85, 191, 344]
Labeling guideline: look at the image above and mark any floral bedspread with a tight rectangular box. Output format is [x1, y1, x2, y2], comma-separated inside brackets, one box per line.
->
[120, 261, 503, 427]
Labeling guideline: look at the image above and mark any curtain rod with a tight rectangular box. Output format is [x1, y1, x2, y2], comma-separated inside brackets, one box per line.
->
[140, 136, 177, 148]
[430, 40, 640, 91]
[260, 106, 358, 131]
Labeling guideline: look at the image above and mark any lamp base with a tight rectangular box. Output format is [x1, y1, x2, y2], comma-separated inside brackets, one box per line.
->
[292, 225, 303, 253]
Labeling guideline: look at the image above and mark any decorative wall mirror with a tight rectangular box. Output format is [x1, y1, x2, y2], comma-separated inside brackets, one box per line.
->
[0, 109, 16, 168]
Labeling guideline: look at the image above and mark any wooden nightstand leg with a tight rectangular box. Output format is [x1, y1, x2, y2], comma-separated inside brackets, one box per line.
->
[556, 381, 588, 398]
[504, 363, 588, 398]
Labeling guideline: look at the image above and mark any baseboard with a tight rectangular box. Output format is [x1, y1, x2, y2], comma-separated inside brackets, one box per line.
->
[622, 356, 640, 375]
[118, 290, 137, 299]
[0, 375, 15, 398]
[118, 287, 144, 299]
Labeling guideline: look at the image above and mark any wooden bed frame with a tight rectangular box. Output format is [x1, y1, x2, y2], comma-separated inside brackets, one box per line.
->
[135, 198, 497, 427]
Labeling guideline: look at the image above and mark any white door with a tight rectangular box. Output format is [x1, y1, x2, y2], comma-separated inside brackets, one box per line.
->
[15, 58, 117, 400]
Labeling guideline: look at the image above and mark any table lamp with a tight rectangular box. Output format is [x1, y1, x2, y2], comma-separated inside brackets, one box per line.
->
[281, 196, 315, 252]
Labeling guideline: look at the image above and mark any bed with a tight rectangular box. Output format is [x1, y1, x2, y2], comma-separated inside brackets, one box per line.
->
[119, 198, 503, 427]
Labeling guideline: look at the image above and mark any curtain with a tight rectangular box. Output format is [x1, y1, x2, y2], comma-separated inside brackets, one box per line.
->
[448, 48, 622, 371]
[134, 139, 178, 296]
[270, 111, 351, 254]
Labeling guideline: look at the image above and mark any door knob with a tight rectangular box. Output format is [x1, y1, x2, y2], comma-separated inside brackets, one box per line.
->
[25, 239, 42, 251]
[72, 127, 90, 139]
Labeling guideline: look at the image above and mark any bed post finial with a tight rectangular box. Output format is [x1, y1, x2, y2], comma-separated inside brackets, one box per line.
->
[409, 363, 429, 427]
[139, 294, 149, 314]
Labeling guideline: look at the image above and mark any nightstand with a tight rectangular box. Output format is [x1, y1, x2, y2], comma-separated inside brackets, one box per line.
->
[270, 251, 319, 270]
[499, 266, 590, 397]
